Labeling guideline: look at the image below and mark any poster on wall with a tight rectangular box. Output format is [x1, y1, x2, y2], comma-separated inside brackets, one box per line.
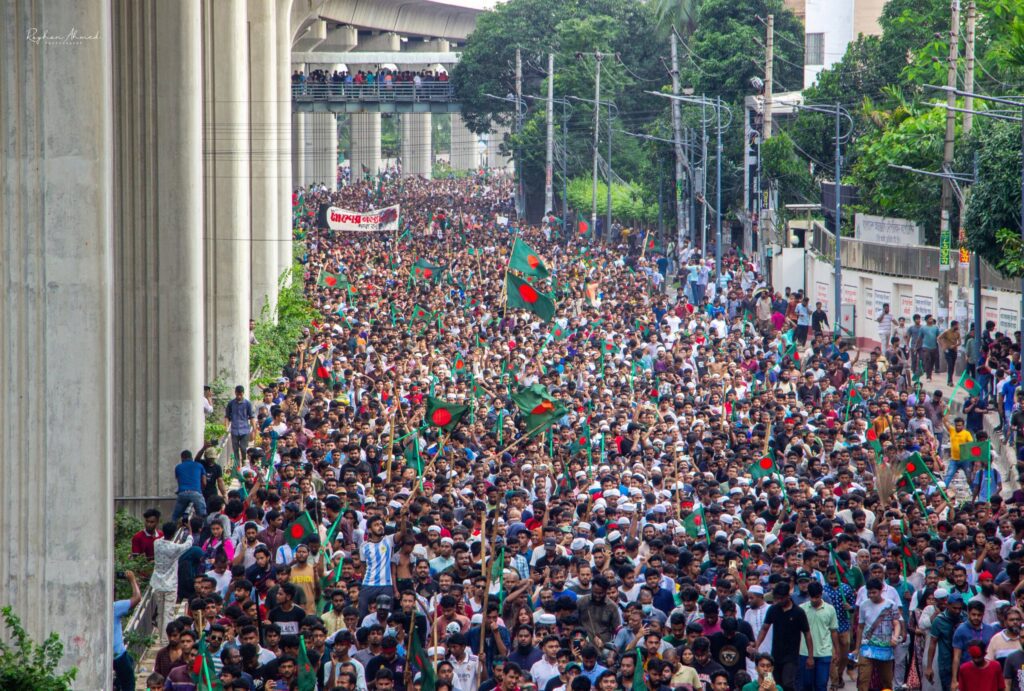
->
[914, 295, 934, 317]
[816, 282, 829, 306]
[984, 306, 999, 326]
[874, 289, 892, 312]
[865, 288, 875, 319]
[1000, 309, 1019, 334]
[842, 285, 857, 306]
[900, 295, 914, 318]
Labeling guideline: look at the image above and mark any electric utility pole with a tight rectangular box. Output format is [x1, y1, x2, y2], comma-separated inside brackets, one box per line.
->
[671, 33, 685, 256]
[764, 14, 774, 139]
[545, 53, 554, 217]
[938, 0, 960, 324]
[515, 47, 524, 216]
[591, 52, 602, 239]
[961, 1, 978, 337]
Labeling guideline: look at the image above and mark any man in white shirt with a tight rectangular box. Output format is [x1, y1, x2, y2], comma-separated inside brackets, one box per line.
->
[152, 520, 193, 645]
[530, 635, 562, 689]
[446, 633, 481, 691]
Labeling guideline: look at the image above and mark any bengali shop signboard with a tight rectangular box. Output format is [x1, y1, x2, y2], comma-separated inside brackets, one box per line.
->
[326, 205, 400, 232]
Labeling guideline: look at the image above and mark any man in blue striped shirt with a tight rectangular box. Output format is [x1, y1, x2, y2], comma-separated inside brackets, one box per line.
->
[360, 514, 397, 617]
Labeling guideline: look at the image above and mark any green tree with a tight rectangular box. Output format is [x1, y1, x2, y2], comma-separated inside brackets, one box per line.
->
[761, 131, 815, 207]
[0, 607, 76, 690]
[652, 0, 702, 36]
[961, 119, 1024, 276]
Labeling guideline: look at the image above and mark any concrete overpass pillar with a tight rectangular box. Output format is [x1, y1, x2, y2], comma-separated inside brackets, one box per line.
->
[304, 113, 338, 189]
[451, 114, 479, 170]
[111, 0, 206, 515]
[488, 126, 512, 171]
[350, 114, 382, 180]
[3, 1, 115, 687]
[401, 114, 432, 178]
[248, 0, 279, 315]
[292, 112, 306, 187]
[276, 0, 294, 280]
[203, 0, 251, 386]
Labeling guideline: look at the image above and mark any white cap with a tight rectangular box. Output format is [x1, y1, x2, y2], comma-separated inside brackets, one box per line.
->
[607, 530, 623, 543]
[427, 525, 442, 533]
[471, 613, 483, 625]
[605, 489, 621, 499]
[748, 585, 765, 596]
[578, 522, 592, 532]
[620, 502, 636, 514]
[934, 588, 949, 600]
[765, 534, 779, 545]
[720, 514, 734, 525]
[570, 538, 588, 551]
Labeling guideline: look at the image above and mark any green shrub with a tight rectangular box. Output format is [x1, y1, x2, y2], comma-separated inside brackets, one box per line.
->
[250, 264, 317, 380]
[0, 607, 77, 690]
[114, 510, 150, 601]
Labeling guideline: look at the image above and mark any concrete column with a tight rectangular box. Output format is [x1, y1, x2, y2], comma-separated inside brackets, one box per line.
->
[292, 112, 306, 188]
[350, 113, 382, 180]
[248, 0, 279, 315]
[276, 0, 294, 280]
[488, 125, 512, 171]
[303, 112, 338, 189]
[451, 114, 479, 170]
[2, 1, 115, 688]
[203, 0, 251, 386]
[401, 113, 433, 178]
[111, 0, 206, 514]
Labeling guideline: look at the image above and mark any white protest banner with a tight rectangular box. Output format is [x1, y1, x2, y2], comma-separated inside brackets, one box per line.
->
[327, 205, 400, 232]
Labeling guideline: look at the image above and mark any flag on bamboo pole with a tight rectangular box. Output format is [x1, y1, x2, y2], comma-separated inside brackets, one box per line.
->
[682, 509, 705, 539]
[452, 352, 468, 377]
[633, 647, 646, 690]
[551, 325, 573, 341]
[509, 238, 550, 278]
[747, 451, 777, 481]
[318, 270, 345, 288]
[297, 636, 317, 691]
[409, 627, 437, 691]
[510, 384, 567, 435]
[960, 440, 991, 464]
[315, 356, 331, 381]
[191, 632, 224, 690]
[955, 370, 982, 398]
[896, 452, 929, 489]
[505, 273, 556, 322]
[285, 511, 318, 548]
[865, 428, 882, 453]
[424, 396, 469, 433]
[411, 305, 433, 322]
[412, 259, 445, 284]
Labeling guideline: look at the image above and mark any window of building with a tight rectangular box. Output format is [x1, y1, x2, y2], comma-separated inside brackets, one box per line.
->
[806, 33, 825, 66]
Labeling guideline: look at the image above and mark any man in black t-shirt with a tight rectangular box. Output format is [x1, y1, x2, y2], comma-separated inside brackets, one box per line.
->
[709, 617, 751, 684]
[752, 582, 811, 691]
[266, 583, 306, 636]
[692, 636, 727, 690]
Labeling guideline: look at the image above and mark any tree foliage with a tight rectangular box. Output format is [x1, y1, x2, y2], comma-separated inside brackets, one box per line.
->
[0, 607, 76, 690]
[567, 178, 657, 225]
[761, 131, 815, 207]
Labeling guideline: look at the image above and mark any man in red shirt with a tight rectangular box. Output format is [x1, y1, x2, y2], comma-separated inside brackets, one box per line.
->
[958, 640, 1004, 691]
[131, 508, 163, 561]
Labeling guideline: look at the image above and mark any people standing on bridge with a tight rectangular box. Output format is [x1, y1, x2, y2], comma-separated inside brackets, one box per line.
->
[224, 384, 255, 463]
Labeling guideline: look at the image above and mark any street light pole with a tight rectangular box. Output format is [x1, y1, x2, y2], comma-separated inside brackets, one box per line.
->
[834, 102, 842, 340]
[715, 95, 723, 282]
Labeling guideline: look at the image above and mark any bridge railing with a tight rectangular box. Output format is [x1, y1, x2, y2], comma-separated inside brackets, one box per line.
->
[292, 81, 455, 103]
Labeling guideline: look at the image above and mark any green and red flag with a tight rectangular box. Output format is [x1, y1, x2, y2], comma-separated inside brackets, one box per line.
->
[314, 356, 331, 381]
[747, 452, 777, 480]
[896, 452, 929, 489]
[506, 273, 556, 322]
[552, 325, 573, 341]
[509, 238, 550, 278]
[827, 545, 850, 585]
[633, 647, 646, 691]
[956, 370, 982, 398]
[286, 511, 318, 548]
[865, 427, 882, 453]
[191, 631, 224, 690]
[424, 396, 469, 433]
[510, 384, 567, 436]
[297, 636, 317, 691]
[682, 508, 705, 539]
[452, 352, 468, 377]
[317, 269, 345, 288]
[412, 259, 445, 283]
[411, 305, 433, 322]
[409, 627, 437, 691]
[578, 219, 590, 234]
[961, 440, 991, 464]
[404, 439, 425, 474]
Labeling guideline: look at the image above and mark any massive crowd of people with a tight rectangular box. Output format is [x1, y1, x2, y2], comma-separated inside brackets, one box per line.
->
[115, 171, 1024, 691]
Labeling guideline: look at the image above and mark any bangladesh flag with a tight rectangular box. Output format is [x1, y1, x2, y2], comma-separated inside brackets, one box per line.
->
[511, 384, 567, 435]
[297, 636, 317, 691]
[409, 627, 437, 691]
[961, 440, 991, 464]
[897, 452, 930, 489]
[578, 219, 590, 234]
[848, 388, 864, 408]
[510, 238, 550, 278]
[315, 356, 331, 381]
[404, 440, 425, 474]
[552, 326, 573, 341]
[411, 305, 433, 322]
[865, 428, 882, 453]
[412, 259, 445, 283]
[506, 273, 556, 322]
[748, 453, 776, 480]
[191, 632, 224, 690]
[318, 270, 345, 288]
[600, 339, 620, 356]
[633, 648, 645, 691]
[424, 396, 469, 432]
[452, 352, 467, 377]
[682, 509, 705, 538]
[956, 370, 982, 398]
[286, 511, 318, 548]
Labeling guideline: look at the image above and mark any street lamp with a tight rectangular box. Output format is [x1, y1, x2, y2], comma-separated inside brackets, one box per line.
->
[926, 84, 1024, 366]
[649, 92, 731, 283]
[790, 102, 854, 340]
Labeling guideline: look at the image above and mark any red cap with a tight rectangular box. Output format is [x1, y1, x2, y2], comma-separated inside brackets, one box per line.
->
[979, 570, 994, 581]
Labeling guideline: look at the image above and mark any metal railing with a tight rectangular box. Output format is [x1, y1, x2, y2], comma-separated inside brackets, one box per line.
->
[121, 504, 195, 657]
[807, 221, 1021, 292]
[292, 81, 455, 103]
